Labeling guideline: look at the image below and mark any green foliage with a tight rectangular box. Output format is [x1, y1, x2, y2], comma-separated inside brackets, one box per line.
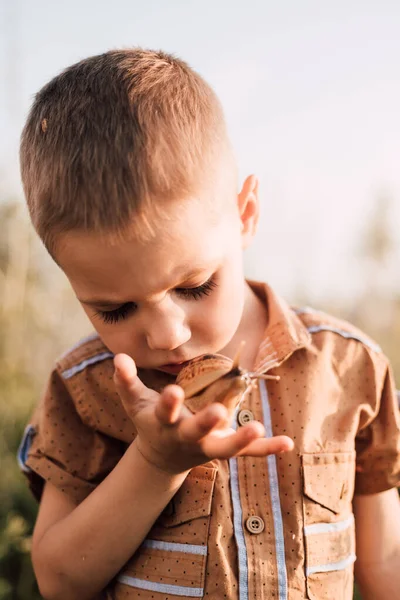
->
[0, 366, 41, 599]
[353, 584, 362, 600]
[0, 200, 90, 598]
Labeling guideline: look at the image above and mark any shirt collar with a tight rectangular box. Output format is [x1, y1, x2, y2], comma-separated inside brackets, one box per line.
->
[248, 281, 312, 374]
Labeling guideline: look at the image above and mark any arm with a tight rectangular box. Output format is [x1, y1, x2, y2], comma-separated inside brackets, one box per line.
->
[353, 488, 400, 600]
[32, 441, 188, 600]
[33, 353, 293, 600]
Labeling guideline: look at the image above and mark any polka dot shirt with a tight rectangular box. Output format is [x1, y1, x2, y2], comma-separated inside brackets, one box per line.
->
[19, 282, 400, 599]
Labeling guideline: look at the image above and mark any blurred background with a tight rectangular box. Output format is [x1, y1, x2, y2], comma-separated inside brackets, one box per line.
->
[1, 1, 399, 598]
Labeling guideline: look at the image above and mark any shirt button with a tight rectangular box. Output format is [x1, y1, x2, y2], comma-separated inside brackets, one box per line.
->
[237, 409, 254, 426]
[245, 515, 265, 534]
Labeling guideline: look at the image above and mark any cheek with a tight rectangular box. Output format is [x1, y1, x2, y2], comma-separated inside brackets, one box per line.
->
[83, 309, 109, 340]
[217, 260, 246, 331]
[100, 328, 143, 357]
[219, 280, 245, 330]
[84, 310, 140, 355]
[192, 269, 245, 342]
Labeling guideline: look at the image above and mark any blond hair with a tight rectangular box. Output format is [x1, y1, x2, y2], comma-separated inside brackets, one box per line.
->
[20, 48, 231, 253]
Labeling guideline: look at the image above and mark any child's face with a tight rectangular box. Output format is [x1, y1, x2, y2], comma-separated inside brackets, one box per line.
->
[56, 177, 259, 373]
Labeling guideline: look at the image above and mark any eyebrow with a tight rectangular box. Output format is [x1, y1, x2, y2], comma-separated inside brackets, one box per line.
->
[77, 266, 214, 308]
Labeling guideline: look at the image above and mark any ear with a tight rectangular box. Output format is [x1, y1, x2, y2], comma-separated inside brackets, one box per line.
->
[237, 175, 259, 249]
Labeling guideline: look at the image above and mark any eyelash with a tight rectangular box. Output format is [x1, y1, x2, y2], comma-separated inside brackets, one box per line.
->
[95, 277, 218, 325]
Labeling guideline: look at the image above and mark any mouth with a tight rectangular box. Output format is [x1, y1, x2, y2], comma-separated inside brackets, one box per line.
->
[157, 361, 191, 375]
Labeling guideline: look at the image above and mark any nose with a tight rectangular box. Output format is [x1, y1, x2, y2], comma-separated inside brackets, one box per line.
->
[144, 300, 191, 352]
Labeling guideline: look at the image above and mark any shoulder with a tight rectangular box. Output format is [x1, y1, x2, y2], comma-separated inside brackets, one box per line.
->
[55, 332, 114, 381]
[31, 334, 126, 439]
[290, 307, 396, 412]
[293, 305, 382, 354]
[48, 334, 118, 430]
[292, 305, 390, 381]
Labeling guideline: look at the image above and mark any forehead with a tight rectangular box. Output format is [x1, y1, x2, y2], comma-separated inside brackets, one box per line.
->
[57, 198, 238, 298]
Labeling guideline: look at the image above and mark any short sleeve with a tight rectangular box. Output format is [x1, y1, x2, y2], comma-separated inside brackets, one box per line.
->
[18, 368, 126, 504]
[355, 363, 400, 494]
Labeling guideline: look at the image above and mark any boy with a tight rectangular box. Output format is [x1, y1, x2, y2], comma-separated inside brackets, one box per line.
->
[18, 48, 400, 600]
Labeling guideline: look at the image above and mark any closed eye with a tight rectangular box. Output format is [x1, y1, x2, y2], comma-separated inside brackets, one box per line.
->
[94, 302, 137, 324]
[94, 276, 218, 325]
[175, 277, 217, 300]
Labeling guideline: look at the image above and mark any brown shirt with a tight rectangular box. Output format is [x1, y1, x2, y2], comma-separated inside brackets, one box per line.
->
[19, 282, 400, 599]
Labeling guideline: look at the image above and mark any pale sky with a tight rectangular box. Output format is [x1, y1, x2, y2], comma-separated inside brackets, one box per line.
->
[1, 0, 399, 303]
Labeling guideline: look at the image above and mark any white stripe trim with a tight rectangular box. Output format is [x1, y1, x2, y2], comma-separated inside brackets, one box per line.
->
[258, 338, 274, 352]
[117, 575, 204, 597]
[256, 356, 278, 372]
[307, 325, 381, 353]
[304, 514, 354, 536]
[260, 380, 288, 600]
[142, 539, 207, 556]
[61, 351, 114, 379]
[257, 351, 278, 362]
[292, 306, 316, 315]
[306, 553, 356, 576]
[229, 417, 249, 600]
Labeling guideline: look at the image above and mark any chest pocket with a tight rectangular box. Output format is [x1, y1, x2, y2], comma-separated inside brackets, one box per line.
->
[301, 452, 356, 600]
[113, 464, 217, 599]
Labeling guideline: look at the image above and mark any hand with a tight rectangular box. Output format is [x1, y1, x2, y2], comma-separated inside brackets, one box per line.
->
[114, 353, 294, 475]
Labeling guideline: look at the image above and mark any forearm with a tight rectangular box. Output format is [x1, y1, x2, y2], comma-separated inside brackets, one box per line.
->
[353, 488, 400, 600]
[34, 441, 189, 600]
[355, 548, 400, 600]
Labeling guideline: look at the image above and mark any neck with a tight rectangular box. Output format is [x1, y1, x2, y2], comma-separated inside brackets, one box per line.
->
[221, 281, 268, 370]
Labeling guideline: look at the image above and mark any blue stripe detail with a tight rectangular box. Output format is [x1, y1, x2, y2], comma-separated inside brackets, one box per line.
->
[61, 351, 114, 379]
[58, 333, 100, 359]
[306, 553, 356, 576]
[117, 575, 204, 597]
[260, 380, 288, 600]
[307, 325, 381, 353]
[17, 425, 35, 473]
[229, 422, 249, 600]
[142, 539, 207, 555]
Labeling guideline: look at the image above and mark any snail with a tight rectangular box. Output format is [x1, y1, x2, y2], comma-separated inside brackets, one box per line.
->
[176, 343, 279, 420]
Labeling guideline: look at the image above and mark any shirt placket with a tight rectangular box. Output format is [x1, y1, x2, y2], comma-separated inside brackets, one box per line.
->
[229, 382, 283, 600]
[228, 312, 310, 600]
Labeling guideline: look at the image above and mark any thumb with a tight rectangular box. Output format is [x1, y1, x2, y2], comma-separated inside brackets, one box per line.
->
[113, 353, 159, 416]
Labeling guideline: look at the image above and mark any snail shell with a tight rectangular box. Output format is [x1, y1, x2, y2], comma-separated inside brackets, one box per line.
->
[176, 353, 253, 417]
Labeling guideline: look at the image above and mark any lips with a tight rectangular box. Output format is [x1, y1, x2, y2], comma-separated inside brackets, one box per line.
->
[157, 361, 191, 375]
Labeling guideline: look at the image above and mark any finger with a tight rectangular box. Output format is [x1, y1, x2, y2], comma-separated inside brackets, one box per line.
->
[179, 402, 229, 442]
[155, 385, 186, 425]
[202, 421, 267, 459]
[236, 435, 294, 457]
[113, 354, 158, 410]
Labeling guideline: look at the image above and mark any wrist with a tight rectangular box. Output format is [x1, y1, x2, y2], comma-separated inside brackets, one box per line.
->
[129, 439, 190, 486]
